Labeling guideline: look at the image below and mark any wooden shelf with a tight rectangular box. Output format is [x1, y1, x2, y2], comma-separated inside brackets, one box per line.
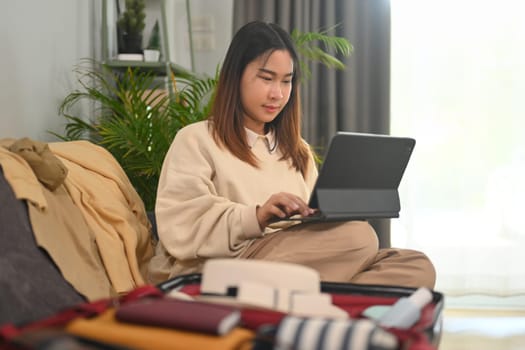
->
[102, 60, 190, 76]
[101, 0, 195, 94]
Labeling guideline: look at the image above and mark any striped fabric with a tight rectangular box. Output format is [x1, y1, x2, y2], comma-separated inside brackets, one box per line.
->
[275, 316, 398, 350]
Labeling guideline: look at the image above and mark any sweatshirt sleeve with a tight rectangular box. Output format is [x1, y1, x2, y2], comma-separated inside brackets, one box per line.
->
[303, 142, 319, 195]
[155, 125, 262, 261]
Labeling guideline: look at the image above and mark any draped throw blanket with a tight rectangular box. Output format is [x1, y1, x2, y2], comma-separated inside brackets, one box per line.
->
[0, 138, 154, 300]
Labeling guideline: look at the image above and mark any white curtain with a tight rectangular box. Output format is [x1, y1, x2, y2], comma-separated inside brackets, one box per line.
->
[390, 0, 525, 298]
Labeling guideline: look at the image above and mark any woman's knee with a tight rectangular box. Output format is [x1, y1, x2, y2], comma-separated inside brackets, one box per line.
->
[321, 221, 380, 263]
[391, 249, 436, 289]
[412, 250, 436, 289]
[340, 221, 379, 251]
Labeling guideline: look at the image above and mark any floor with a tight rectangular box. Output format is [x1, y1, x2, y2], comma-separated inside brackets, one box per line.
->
[439, 309, 525, 350]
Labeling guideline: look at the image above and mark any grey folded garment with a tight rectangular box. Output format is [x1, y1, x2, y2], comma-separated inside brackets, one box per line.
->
[7, 137, 68, 191]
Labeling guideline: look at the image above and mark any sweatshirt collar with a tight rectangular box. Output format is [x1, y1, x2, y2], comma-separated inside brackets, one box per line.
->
[245, 128, 278, 154]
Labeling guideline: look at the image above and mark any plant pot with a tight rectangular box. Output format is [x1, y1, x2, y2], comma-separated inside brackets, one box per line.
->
[143, 49, 160, 62]
[118, 32, 143, 54]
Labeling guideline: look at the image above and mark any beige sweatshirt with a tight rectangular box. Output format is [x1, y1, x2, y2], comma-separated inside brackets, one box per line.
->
[148, 120, 318, 281]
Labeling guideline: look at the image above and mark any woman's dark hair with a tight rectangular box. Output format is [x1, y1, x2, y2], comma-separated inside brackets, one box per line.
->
[209, 21, 311, 177]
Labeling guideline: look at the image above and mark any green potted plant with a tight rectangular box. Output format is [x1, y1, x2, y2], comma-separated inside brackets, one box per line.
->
[52, 59, 217, 210]
[144, 20, 161, 62]
[117, 0, 146, 54]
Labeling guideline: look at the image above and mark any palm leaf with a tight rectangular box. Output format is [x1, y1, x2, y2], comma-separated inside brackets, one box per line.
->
[291, 26, 353, 79]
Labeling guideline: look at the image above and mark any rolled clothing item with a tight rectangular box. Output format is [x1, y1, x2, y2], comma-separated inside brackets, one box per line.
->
[8, 137, 68, 191]
[376, 287, 433, 329]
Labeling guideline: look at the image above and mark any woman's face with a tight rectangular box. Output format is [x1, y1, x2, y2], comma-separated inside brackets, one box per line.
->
[240, 49, 294, 134]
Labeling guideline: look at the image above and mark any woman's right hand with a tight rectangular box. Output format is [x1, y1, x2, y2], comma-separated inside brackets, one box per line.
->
[256, 192, 315, 229]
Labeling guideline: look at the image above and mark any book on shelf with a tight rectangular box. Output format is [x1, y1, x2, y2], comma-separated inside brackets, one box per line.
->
[116, 53, 144, 61]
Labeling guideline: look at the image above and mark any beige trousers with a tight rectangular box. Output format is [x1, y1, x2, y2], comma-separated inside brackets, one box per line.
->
[240, 221, 436, 289]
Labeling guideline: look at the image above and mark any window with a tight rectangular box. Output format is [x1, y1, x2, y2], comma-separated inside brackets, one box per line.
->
[391, 0, 525, 300]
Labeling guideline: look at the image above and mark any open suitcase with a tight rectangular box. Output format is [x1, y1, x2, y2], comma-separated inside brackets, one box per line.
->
[159, 273, 445, 350]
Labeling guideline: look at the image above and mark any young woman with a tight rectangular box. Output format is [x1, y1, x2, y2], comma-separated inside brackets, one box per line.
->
[147, 21, 435, 289]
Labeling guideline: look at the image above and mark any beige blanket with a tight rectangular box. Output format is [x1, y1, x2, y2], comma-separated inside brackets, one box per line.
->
[0, 138, 154, 300]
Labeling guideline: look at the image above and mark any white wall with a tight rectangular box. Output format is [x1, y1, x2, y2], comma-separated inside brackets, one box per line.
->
[166, 0, 233, 76]
[0, 0, 232, 142]
[0, 0, 95, 142]
[188, 0, 233, 77]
